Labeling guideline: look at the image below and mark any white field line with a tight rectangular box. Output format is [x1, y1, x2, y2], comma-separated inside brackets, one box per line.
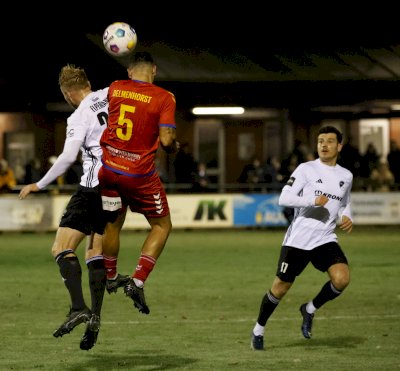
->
[103, 313, 400, 325]
[1, 313, 398, 328]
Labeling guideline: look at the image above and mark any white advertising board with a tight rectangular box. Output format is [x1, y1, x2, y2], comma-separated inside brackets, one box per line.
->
[1, 192, 399, 232]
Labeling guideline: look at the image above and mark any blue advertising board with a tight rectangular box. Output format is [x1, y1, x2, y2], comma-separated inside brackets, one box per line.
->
[233, 194, 288, 227]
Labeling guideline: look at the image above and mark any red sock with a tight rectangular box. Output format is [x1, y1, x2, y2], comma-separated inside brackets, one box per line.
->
[103, 255, 117, 279]
[133, 254, 156, 283]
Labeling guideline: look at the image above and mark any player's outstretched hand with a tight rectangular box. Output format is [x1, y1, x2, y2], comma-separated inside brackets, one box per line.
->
[339, 215, 353, 233]
[19, 183, 40, 200]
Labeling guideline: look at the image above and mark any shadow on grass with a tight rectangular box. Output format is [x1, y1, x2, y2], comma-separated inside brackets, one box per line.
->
[284, 336, 365, 349]
[63, 353, 198, 370]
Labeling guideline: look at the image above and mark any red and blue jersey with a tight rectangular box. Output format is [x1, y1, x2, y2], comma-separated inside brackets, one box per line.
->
[101, 79, 176, 176]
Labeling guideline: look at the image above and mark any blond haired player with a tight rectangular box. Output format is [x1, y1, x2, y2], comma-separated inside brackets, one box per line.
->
[19, 65, 126, 350]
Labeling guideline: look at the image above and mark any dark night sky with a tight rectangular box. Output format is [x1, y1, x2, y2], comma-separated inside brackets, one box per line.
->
[1, 6, 399, 111]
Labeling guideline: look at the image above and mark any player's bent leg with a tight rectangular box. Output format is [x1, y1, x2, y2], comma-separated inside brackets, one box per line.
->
[270, 277, 293, 299]
[328, 263, 350, 291]
[250, 278, 292, 349]
[102, 209, 128, 293]
[52, 227, 88, 337]
[85, 232, 103, 259]
[143, 215, 172, 258]
[102, 208, 127, 258]
[51, 227, 86, 258]
[300, 264, 349, 340]
[124, 215, 172, 314]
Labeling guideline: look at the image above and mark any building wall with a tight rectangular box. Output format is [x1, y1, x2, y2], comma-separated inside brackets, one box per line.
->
[1, 111, 399, 187]
[224, 120, 264, 183]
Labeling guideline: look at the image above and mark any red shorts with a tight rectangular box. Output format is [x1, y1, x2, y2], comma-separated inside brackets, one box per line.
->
[98, 166, 170, 218]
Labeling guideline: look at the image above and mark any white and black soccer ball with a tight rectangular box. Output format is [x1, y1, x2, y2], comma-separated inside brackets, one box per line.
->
[103, 22, 137, 57]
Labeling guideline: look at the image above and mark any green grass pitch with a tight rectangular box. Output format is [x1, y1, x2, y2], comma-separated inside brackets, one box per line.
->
[0, 226, 399, 370]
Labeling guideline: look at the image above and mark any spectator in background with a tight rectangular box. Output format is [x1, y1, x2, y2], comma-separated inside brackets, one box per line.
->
[292, 140, 311, 164]
[192, 162, 211, 193]
[13, 157, 26, 184]
[24, 158, 43, 184]
[280, 153, 299, 183]
[155, 152, 170, 185]
[370, 161, 395, 192]
[338, 137, 363, 190]
[0, 159, 17, 193]
[174, 142, 197, 190]
[303, 151, 316, 162]
[238, 157, 265, 192]
[338, 137, 362, 176]
[387, 140, 400, 190]
[65, 158, 83, 185]
[263, 156, 283, 192]
[360, 142, 380, 181]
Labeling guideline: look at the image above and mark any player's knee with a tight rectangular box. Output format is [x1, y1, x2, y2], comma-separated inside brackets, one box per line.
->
[53, 248, 76, 262]
[156, 222, 172, 237]
[334, 277, 350, 291]
[150, 216, 172, 234]
[331, 271, 350, 291]
[271, 278, 292, 298]
[51, 238, 78, 258]
[85, 250, 102, 260]
[165, 219, 172, 233]
[52, 245, 67, 258]
[329, 263, 350, 290]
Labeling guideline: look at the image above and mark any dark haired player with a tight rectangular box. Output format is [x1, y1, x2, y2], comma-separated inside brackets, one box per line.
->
[99, 51, 178, 315]
[250, 125, 353, 350]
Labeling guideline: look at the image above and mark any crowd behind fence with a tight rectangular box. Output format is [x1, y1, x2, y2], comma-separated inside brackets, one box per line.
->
[1, 139, 400, 195]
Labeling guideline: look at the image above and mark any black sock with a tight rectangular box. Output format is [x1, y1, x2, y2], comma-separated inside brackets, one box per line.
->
[257, 291, 280, 326]
[313, 281, 342, 309]
[56, 255, 86, 310]
[87, 259, 106, 316]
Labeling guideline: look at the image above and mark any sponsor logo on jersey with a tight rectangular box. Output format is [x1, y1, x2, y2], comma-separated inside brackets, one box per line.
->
[339, 181, 344, 187]
[316, 179, 323, 183]
[67, 128, 74, 138]
[315, 190, 343, 201]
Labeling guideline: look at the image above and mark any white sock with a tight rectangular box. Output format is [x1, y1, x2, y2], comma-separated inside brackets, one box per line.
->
[306, 301, 317, 314]
[253, 323, 265, 336]
[133, 278, 144, 288]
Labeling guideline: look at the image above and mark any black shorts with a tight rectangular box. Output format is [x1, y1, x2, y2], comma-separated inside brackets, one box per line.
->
[276, 242, 348, 283]
[59, 185, 107, 235]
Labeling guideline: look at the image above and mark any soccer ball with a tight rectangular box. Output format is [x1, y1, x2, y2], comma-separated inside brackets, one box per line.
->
[103, 22, 137, 57]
